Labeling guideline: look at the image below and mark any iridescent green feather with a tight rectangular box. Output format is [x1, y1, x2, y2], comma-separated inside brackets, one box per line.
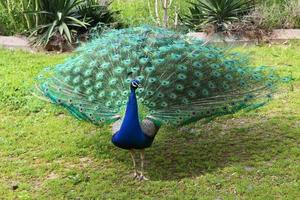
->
[34, 25, 287, 127]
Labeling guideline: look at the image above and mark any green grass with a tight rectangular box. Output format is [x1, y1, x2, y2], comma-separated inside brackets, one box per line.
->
[111, 0, 190, 28]
[0, 42, 299, 199]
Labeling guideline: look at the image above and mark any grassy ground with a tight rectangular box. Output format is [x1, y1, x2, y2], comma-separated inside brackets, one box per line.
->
[0, 42, 299, 199]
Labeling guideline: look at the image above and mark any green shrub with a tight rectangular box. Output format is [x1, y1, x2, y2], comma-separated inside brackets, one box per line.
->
[76, 0, 122, 33]
[0, 0, 120, 38]
[180, 0, 300, 32]
[26, 0, 89, 46]
[23, 0, 121, 48]
[180, 0, 253, 32]
[111, 0, 155, 26]
[0, 1, 28, 35]
[251, 0, 300, 29]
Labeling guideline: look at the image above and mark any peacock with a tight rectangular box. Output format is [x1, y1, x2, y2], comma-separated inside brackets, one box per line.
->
[34, 25, 286, 180]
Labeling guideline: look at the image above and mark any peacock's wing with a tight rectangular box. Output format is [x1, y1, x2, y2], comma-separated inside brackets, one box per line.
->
[130, 27, 286, 126]
[112, 117, 123, 134]
[140, 118, 160, 137]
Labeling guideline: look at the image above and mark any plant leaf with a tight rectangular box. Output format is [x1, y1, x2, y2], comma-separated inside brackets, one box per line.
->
[61, 22, 71, 43]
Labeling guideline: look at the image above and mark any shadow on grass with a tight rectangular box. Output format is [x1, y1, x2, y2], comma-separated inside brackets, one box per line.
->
[88, 117, 287, 181]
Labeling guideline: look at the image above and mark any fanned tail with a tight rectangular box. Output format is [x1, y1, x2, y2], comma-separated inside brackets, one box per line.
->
[33, 25, 291, 127]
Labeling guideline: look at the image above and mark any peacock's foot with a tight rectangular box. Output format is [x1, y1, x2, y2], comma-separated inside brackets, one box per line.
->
[137, 175, 149, 181]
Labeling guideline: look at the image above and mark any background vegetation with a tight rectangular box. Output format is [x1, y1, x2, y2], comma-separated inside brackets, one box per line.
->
[113, 0, 300, 31]
[1, 0, 300, 37]
[254, 0, 300, 29]
[0, 0, 120, 50]
[0, 0, 29, 35]
[111, 0, 190, 27]
[0, 42, 299, 198]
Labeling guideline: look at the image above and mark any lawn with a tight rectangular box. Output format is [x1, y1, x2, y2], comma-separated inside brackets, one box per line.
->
[0, 42, 299, 199]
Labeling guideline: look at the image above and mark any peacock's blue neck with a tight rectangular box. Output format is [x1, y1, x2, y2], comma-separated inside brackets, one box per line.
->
[119, 88, 141, 132]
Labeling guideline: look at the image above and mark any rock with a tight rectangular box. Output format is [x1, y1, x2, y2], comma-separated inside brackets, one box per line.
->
[189, 128, 198, 134]
[179, 127, 189, 132]
[46, 172, 59, 180]
[11, 182, 19, 190]
[244, 166, 255, 171]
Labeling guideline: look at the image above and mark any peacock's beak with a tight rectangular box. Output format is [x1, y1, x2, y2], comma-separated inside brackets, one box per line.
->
[137, 83, 142, 88]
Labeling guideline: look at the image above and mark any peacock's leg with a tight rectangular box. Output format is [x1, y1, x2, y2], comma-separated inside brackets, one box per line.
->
[130, 149, 139, 179]
[138, 149, 149, 181]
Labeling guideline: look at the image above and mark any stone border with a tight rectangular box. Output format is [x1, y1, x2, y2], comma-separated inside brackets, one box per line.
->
[0, 36, 33, 52]
[187, 29, 300, 43]
[1, 29, 300, 52]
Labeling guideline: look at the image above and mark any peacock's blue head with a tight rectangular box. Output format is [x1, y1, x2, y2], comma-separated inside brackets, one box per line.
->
[131, 79, 141, 90]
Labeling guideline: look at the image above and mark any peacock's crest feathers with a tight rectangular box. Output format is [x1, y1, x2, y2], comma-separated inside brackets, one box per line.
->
[35, 25, 286, 126]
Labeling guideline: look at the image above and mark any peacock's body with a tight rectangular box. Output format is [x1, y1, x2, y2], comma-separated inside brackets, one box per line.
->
[35, 26, 284, 180]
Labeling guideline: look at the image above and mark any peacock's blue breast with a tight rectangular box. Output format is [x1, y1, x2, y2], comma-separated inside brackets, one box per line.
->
[112, 130, 154, 150]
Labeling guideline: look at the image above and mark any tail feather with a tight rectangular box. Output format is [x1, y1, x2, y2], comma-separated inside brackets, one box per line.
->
[33, 25, 289, 127]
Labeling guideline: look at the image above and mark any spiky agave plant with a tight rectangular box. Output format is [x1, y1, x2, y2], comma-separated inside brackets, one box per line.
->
[26, 0, 88, 46]
[181, 0, 253, 31]
[77, 0, 120, 28]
